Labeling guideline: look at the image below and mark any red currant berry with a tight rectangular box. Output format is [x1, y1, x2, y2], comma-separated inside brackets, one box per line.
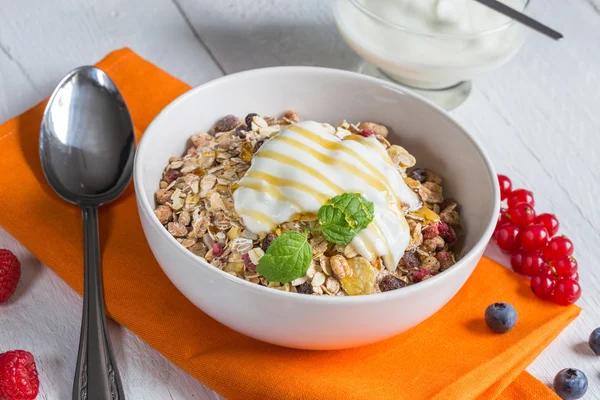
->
[494, 208, 510, 233]
[570, 272, 579, 281]
[543, 236, 574, 261]
[507, 203, 536, 227]
[520, 252, 546, 277]
[553, 278, 581, 305]
[510, 253, 523, 273]
[495, 224, 521, 254]
[550, 256, 578, 278]
[520, 224, 549, 252]
[534, 213, 559, 237]
[507, 189, 534, 209]
[531, 270, 555, 300]
[498, 174, 512, 201]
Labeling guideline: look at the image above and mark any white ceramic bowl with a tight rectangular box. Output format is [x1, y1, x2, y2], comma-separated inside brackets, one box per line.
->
[134, 67, 500, 350]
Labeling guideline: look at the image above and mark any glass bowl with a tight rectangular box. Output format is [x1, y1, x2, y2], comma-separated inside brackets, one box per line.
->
[333, 0, 529, 108]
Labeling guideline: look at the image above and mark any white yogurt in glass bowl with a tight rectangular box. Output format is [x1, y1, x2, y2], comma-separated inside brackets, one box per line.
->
[333, 0, 528, 105]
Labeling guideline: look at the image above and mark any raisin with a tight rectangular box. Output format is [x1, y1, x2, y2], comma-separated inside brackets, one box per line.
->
[379, 275, 406, 292]
[261, 233, 276, 252]
[296, 282, 313, 294]
[403, 250, 421, 269]
[234, 125, 248, 138]
[245, 113, 259, 128]
[410, 168, 427, 183]
[214, 115, 240, 133]
[163, 169, 180, 184]
[254, 139, 265, 153]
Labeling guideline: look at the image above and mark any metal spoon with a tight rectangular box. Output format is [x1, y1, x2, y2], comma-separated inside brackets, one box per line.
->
[40, 66, 134, 400]
[474, 0, 563, 40]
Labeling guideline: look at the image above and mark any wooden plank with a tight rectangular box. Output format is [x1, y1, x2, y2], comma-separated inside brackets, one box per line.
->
[0, 0, 224, 123]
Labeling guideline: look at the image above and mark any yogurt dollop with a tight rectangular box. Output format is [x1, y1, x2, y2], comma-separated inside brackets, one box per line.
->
[233, 121, 421, 270]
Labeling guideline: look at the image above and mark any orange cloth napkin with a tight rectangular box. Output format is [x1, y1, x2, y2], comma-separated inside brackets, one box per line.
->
[0, 48, 579, 400]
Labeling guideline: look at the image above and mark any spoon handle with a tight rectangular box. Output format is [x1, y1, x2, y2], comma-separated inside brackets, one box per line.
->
[73, 206, 124, 400]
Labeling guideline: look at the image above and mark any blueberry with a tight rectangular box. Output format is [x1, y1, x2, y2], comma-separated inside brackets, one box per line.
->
[553, 368, 588, 400]
[484, 303, 517, 333]
[589, 327, 600, 355]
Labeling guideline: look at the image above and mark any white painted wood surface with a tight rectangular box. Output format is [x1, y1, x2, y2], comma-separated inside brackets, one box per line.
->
[0, 0, 599, 398]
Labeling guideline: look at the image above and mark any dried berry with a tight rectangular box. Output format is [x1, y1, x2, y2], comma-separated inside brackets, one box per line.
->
[234, 125, 248, 138]
[163, 169, 180, 184]
[261, 233, 276, 252]
[212, 243, 224, 257]
[242, 254, 256, 272]
[410, 168, 428, 183]
[360, 128, 376, 137]
[244, 113, 259, 128]
[214, 114, 240, 133]
[422, 223, 439, 239]
[403, 250, 421, 269]
[296, 282, 313, 294]
[379, 275, 406, 292]
[436, 250, 454, 270]
[254, 140, 265, 153]
[412, 267, 431, 282]
[438, 222, 456, 244]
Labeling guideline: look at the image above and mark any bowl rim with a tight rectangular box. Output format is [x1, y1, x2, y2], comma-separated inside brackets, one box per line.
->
[134, 65, 500, 305]
[337, 0, 531, 39]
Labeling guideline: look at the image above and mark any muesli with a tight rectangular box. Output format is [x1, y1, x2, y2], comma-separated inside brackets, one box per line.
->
[154, 111, 462, 296]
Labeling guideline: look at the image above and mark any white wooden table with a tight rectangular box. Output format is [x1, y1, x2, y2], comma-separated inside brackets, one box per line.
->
[1, 0, 599, 398]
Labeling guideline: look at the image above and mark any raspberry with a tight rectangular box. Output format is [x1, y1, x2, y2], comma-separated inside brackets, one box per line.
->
[359, 128, 376, 137]
[212, 243, 223, 257]
[437, 222, 456, 244]
[0, 249, 20, 303]
[0, 350, 39, 400]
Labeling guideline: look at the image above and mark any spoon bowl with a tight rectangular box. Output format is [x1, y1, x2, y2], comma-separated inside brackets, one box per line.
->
[40, 66, 135, 400]
[40, 66, 135, 206]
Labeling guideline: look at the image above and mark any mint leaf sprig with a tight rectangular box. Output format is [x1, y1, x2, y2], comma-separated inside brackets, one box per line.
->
[318, 193, 374, 245]
[256, 231, 312, 283]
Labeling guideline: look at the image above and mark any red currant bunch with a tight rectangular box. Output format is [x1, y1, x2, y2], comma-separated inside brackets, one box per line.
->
[494, 174, 580, 306]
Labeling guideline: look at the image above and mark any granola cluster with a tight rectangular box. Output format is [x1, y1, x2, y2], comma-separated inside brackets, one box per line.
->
[154, 111, 462, 296]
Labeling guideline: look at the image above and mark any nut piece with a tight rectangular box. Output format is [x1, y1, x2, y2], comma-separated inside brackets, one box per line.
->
[424, 236, 445, 252]
[284, 110, 300, 123]
[359, 122, 388, 137]
[156, 189, 173, 204]
[422, 255, 441, 274]
[154, 205, 172, 225]
[330, 255, 352, 279]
